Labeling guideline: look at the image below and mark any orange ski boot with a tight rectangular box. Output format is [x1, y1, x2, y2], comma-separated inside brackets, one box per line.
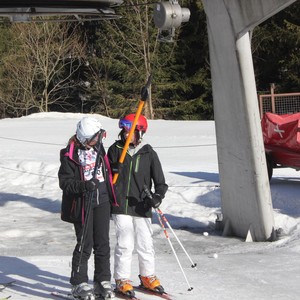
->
[115, 279, 135, 297]
[139, 275, 165, 293]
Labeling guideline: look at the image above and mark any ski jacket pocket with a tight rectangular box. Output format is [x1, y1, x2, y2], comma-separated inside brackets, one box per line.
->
[61, 196, 82, 223]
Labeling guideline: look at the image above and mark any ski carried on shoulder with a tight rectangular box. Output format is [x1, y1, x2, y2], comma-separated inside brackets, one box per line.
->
[51, 291, 95, 300]
[134, 285, 174, 300]
[0, 281, 16, 292]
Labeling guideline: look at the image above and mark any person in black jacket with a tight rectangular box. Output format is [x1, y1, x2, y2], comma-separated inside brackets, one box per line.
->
[107, 114, 168, 298]
[58, 116, 117, 300]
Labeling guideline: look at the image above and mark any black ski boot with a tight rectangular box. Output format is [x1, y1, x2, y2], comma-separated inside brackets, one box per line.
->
[94, 281, 115, 299]
[71, 282, 95, 300]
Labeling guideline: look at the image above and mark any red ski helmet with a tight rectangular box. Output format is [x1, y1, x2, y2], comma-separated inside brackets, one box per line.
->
[119, 114, 148, 133]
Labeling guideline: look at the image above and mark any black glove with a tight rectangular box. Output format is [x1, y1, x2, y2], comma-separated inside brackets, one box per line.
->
[110, 162, 124, 174]
[147, 193, 162, 209]
[85, 178, 99, 192]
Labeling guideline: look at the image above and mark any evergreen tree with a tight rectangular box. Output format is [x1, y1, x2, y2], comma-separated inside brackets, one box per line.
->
[81, 1, 177, 119]
[0, 23, 14, 117]
[0, 1, 298, 120]
[252, 1, 300, 93]
[81, 0, 213, 120]
[155, 0, 213, 120]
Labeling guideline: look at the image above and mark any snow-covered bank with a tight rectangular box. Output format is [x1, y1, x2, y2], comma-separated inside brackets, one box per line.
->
[0, 112, 299, 299]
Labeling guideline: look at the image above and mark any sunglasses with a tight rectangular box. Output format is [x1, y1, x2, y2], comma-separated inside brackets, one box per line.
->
[119, 119, 146, 131]
[119, 119, 132, 131]
[85, 129, 106, 145]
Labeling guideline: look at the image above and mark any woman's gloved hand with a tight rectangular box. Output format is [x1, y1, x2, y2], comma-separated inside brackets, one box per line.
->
[85, 178, 99, 192]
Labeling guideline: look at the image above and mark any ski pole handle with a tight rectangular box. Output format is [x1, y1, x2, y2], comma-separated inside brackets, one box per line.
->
[113, 75, 152, 184]
[143, 184, 152, 199]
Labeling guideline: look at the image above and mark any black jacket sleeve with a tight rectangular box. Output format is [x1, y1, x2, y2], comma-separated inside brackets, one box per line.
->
[58, 148, 86, 195]
[150, 148, 168, 198]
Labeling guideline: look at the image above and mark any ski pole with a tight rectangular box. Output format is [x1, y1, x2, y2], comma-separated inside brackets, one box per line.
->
[143, 185, 197, 268]
[155, 210, 194, 291]
[77, 130, 106, 272]
[113, 74, 152, 184]
[156, 208, 197, 269]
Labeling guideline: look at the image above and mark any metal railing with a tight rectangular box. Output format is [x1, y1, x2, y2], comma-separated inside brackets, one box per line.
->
[258, 85, 300, 118]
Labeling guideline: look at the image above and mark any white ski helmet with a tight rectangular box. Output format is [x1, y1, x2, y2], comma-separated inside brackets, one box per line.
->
[76, 116, 102, 145]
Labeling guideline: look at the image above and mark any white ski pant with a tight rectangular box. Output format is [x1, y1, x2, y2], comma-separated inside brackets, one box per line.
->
[112, 214, 155, 280]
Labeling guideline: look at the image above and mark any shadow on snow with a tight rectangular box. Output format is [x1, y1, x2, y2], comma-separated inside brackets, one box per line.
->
[0, 256, 69, 299]
[0, 192, 60, 213]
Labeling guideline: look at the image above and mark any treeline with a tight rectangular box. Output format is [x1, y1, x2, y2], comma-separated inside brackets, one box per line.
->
[0, 1, 299, 120]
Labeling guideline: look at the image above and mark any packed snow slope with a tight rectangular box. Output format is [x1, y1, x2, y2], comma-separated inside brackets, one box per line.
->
[0, 112, 299, 300]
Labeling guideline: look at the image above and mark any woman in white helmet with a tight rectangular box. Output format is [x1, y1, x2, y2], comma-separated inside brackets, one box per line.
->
[58, 116, 118, 300]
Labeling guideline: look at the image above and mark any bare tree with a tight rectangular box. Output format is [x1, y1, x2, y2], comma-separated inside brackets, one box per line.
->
[0, 21, 87, 115]
[95, 1, 173, 119]
[84, 51, 114, 117]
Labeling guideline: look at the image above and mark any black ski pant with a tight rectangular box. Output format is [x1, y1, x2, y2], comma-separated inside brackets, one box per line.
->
[70, 201, 111, 285]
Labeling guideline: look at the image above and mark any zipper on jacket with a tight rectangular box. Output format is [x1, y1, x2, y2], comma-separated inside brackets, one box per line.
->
[79, 165, 86, 225]
[96, 159, 104, 206]
[125, 161, 133, 214]
[134, 155, 140, 173]
[96, 188, 99, 205]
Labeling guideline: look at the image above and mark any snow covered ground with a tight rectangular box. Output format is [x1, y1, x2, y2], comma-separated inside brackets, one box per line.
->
[0, 112, 299, 300]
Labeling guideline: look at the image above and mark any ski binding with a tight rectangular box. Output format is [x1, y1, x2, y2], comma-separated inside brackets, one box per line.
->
[51, 291, 95, 300]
